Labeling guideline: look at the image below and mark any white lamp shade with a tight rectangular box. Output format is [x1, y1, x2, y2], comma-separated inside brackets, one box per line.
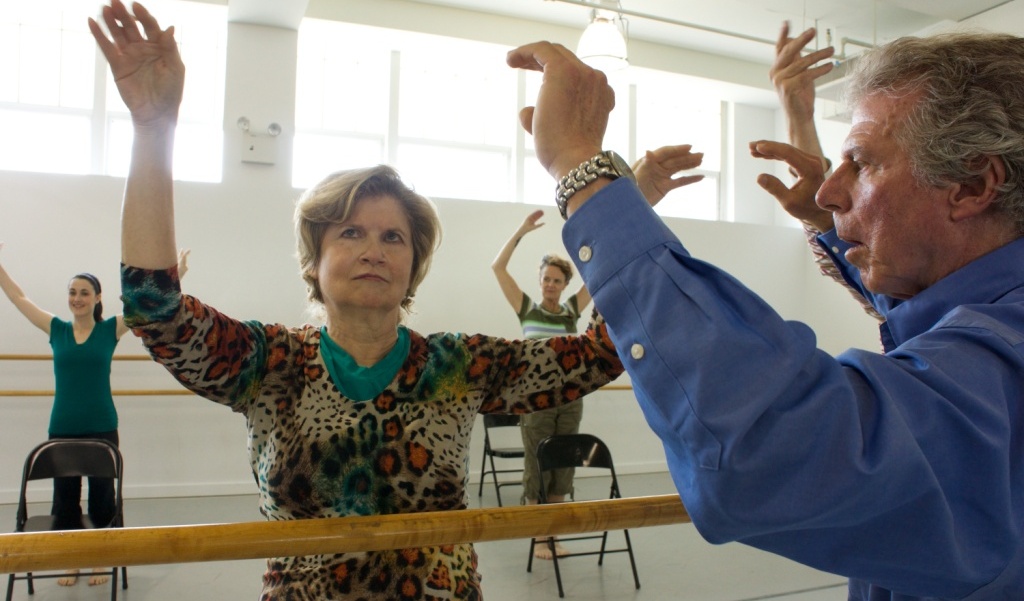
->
[577, 18, 628, 72]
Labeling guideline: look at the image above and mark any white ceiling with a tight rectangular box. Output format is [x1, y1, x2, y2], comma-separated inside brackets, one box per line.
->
[227, 0, 1022, 65]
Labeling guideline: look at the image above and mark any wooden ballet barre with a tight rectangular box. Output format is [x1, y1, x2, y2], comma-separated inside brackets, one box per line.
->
[0, 356, 635, 387]
[0, 389, 194, 397]
[0, 494, 688, 574]
[0, 354, 152, 361]
[1, 386, 630, 397]
[0, 353, 633, 396]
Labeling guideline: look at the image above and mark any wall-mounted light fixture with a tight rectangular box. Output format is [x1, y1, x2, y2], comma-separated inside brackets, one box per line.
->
[236, 116, 282, 137]
[237, 116, 281, 165]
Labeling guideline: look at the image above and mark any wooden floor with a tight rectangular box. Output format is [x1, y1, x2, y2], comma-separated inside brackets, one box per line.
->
[0, 472, 848, 601]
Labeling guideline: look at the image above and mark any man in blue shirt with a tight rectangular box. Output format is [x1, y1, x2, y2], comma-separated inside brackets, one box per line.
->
[507, 31, 1024, 601]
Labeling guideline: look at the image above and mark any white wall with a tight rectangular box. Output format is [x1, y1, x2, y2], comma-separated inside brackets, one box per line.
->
[0, 5, 882, 504]
[0, 171, 880, 503]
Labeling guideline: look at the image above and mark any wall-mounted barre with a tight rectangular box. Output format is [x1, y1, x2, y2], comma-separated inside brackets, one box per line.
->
[0, 354, 634, 396]
[0, 494, 688, 574]
[0, 390, 195, 397]
[0, 354, 153, 361]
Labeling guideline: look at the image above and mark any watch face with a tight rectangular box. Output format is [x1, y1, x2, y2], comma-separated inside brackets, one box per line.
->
[605, 151, 636, 182]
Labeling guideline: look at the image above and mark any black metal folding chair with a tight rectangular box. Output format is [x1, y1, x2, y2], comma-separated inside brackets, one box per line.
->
[5, 439, 128, 601]
[527, 433, 640, 597]
[477, 413, 526, 506]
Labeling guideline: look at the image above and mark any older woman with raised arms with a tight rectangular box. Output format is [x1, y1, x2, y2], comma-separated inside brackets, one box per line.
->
[88, 2, 646, 599]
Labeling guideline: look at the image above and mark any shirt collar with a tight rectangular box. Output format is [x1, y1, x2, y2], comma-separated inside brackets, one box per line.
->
[884, 237, 1024, 348]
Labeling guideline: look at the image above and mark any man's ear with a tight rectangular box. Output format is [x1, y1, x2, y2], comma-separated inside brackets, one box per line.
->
[950, 154, 1006, 221]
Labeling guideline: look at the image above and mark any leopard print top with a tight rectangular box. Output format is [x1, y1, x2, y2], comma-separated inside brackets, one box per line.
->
[121, 265, 623, 600]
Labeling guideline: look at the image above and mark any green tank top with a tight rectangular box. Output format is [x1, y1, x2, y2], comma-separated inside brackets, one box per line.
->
[48, 316, 119, 436]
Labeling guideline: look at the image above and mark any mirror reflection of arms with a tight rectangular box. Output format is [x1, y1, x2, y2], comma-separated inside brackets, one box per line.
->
[771, 22, 834, 173]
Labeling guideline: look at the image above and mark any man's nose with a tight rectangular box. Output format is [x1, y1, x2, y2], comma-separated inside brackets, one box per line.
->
[815, 166, 849, 215]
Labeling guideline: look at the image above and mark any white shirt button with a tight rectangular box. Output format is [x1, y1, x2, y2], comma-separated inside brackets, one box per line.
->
[630, 344, 645, 360]
[831, 246, 840, 254]
[578, 245, 593, 262]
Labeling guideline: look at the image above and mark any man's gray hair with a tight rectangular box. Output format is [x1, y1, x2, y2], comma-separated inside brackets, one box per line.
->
[846, 32, 1024, 234]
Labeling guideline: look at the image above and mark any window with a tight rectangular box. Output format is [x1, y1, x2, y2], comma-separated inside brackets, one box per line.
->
[631, 68, 723, 221]
[396, 38, 516, 201]
[295, 20, 517, 199]
[295, 19, 725, 218]
[0, 3, 95, 175]
[0, 0, 226, 181]
[293, 19, 391, 184]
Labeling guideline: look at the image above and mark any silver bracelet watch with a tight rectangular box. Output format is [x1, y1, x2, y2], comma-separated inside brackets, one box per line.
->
[555, 150, 636, 220]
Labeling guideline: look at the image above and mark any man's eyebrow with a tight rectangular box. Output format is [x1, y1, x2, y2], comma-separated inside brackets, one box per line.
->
[840, 141, 867, 159]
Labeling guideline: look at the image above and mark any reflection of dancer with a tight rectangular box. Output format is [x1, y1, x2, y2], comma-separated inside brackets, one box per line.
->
[766, 22, 881, 322]
[492, 211, 589, 559]
[0, 242, 187, 587]
[493, 147, 704, 560]
[90, 2, 623, 597]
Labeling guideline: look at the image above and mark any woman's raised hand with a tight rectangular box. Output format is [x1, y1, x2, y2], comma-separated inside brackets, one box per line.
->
[517, 209, 546, 237]
[88, 0, 185, 128]
[633, 145, 704, 207]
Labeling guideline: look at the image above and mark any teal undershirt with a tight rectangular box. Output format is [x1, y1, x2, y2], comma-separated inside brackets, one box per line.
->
[319, 326, 410, 402]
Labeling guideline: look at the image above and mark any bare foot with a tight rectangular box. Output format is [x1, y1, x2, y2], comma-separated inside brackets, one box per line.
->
[87, 568, 110, 586]
[533, 539, 569, 560]
[56, 570, 79, 586]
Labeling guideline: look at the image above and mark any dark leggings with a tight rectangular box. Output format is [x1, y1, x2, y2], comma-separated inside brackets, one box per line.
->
[49, 430, 119, 530]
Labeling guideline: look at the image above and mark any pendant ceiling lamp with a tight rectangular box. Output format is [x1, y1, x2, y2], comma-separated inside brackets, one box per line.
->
[551, 0, 778, 61]
[575, 1, 629, 72]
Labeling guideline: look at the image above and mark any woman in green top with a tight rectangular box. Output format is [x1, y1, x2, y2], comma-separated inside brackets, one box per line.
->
[0, 242, 187, 587]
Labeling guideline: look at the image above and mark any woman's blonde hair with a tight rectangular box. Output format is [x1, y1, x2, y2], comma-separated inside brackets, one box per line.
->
[539, 254, 573, 284]
[294, 165, 442, 315]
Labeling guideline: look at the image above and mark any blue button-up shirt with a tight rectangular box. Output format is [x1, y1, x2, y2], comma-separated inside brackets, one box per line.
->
[563, 178, 1024, 600]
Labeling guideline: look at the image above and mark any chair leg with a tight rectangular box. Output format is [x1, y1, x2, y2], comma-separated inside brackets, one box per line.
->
[121, 566, 129, 589]
[477, 448, 487, 497]
[550, 539, 566, 598]
[489, 455, 503, 507]
[527, 538, 536, 572]
[5, 573, 14, 601]
[26, 573, 33, 596]
[110, 567, 118, 601]
[623, 529, 641, 590]
[597, 530, 609, 565]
